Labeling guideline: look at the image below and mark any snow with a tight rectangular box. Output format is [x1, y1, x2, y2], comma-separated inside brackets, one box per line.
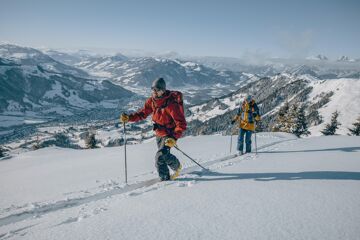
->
[88, 70, 113, 78]
[0, 115, 25, 127]
[187, 92, 246, 122]
[23, 119, 46, 124]
[41, 106, 73, 116]
[5, 100, 22, 111]
[93, 60, 112, 69]
[99, 100, 118, 109]
[8, 53, 28, 59]
[66, 93, 93, 109]
[43, 81, 63, 99]
[23, 96, 41, 109]
[0, 133, 359, 239]
[181, 61, 197, 67]
[43, 81, 93, 109]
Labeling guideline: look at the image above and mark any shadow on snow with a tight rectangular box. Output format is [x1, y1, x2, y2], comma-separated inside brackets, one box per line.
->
[258, 146, 360, 154]
[183, 170, 360, 182]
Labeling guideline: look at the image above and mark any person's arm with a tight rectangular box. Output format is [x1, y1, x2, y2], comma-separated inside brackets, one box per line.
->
[253, 102, 261, 121]
[237, 104, 242, 115]
[231, 113, 240, 124]
[232, 103, 243, 123]
[129, 98, 153, 122]
[166, 102, 187, 139]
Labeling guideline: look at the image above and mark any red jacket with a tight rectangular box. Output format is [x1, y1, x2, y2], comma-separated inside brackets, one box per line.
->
[129, 90, 187, 139]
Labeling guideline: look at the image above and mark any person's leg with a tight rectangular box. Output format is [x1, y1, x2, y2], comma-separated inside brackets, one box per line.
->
[166, 151, 181, 172]
[155, 137, 170, 180]
[166, 147, 181, 180]
[155, 137, 181, 180]
[237, 128, 246, 154]
[245, 130, 253, 153]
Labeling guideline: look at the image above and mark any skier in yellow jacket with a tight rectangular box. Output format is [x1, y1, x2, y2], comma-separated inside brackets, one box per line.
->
[231, 95, 261, 154]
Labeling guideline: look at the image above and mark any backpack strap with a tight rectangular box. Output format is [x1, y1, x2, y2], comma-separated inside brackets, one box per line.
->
[151, 92, 179, 111]
[151, 97, 169, 110]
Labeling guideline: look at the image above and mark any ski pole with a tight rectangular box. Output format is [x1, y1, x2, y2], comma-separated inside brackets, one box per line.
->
[174, 145, 208, 171]
[230, 127, 233, 154]
[254, 122, 258, 155]
[123, 122, 128, 184]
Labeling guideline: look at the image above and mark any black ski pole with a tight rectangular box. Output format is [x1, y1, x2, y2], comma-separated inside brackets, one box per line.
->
[254, 122, 258, 155]
[230, 126, 233, 154]
[174, 145, 208, 171]
[123, 122, 128, 184]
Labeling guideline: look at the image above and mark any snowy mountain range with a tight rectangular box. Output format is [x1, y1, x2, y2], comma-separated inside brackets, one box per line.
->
[1, 43, 360, 150]
[44, 47, 360, 101]
[74, 56, 243, 87]
[0, 44, 90, 78]
[188, 55, 360, 77]
[0, 44, 137, 124]
[45, 50, 254, 105]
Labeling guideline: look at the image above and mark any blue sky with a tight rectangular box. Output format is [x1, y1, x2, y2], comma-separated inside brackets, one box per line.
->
[1, 0, 359, 59]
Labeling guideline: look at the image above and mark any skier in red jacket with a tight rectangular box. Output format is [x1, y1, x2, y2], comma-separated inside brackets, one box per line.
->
[120, 78, 187, 181]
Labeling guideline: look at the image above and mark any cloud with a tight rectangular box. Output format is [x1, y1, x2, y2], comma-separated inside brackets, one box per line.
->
[278, 30, 315, 58]
[240, 49, 273, 65]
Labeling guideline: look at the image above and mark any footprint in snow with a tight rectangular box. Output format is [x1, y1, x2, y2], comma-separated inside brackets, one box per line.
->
[126, 181, 172, 197]
[177, 180, 196, 187]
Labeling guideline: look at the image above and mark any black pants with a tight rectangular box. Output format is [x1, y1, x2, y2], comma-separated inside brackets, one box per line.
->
[155, 136, 180, 180]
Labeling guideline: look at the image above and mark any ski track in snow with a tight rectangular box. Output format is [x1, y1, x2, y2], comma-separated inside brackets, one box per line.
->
[0, 137, 295, 229]
[0, 224, 38, 240]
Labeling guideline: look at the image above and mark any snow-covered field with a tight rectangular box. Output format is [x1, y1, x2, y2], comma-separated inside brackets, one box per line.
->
[0, 133, 359, 239]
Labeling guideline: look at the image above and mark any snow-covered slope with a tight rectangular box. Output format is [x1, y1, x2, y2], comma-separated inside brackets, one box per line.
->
[0, 134, 359, 239]
[308, 78, 360, 135]
[73, 54, 129, 78]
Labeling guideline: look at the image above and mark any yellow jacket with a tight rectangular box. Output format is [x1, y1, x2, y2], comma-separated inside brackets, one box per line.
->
[233, 100, 261, 131]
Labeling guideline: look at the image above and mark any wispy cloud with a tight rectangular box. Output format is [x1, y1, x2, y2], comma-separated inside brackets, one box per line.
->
[277, 30, 315, 58]
[240, 49, 273, 65]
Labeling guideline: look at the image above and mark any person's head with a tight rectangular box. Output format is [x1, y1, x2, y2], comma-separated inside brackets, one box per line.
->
[151, 77, 166, 98]
[245, 95, 252, 102]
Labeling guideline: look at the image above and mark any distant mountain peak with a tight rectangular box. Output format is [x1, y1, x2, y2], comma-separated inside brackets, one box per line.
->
[306, 54, 328, 61]
[337, 56, 355, 62]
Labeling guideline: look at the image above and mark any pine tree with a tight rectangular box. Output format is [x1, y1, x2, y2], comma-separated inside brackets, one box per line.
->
[85, 133, 97, 149]
[287, 103, 298, 133]
[32, 135, 41, 150]
[272, 101, 290, 132]
[348, 117, 360, 136]
[310, 110, 323, 125]
[291, 104, 310, 137]
[255, 119, 265, 132]
[321, 110, 341, 135]
[0, 146, 4, 158]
